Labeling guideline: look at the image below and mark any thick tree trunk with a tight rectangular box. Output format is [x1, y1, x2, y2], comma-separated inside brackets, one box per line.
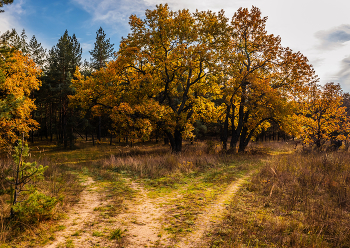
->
[231, 86, 247, 151]
[98, 116, 101, 141]
[230, 128, 239, 151]
[165, 128, 183, 153]
[238, 126, 248, 152]
[173, 129, 182, 152]
[221, 105, 230, 151]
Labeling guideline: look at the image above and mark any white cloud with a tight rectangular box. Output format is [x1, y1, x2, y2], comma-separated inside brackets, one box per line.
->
[143, 0, 245, 13]
[0, 0, 26, 34]
[72, 0, 153, 28]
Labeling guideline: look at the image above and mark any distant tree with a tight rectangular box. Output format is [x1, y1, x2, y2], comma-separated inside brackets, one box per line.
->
[0, 29, 28, 53]
[89, 27, 114, 71]
[342, 92, 350, 117]
[80, 59, 93, 77]
[28, 35, 46, 69]
[300, 82, 348, 148]
[0, 0, 13, 13]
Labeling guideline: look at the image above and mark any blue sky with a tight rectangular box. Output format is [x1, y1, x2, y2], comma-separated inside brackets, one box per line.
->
[1, 0, 350, 92]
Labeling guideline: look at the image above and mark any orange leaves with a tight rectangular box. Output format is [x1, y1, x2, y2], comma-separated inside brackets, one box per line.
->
[300, 82, 348, 147]
[0, 49, 41, 147]
[3, 50, 41, 97]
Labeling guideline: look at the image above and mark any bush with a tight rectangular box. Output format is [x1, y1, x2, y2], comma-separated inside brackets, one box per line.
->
[12, 190, 59, 224]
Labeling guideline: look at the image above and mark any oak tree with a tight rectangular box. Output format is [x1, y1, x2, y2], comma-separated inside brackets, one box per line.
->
[300, 82, 348, 148]
[219, 6, 317, 152]
[72, 4, 227, 152]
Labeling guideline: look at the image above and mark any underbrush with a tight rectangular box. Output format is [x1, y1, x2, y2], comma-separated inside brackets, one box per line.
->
[0, 156, 84, 247]
[209, 152, 350, 247]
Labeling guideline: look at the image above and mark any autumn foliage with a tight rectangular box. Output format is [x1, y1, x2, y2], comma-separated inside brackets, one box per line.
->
[300, 82, 348, 148]
[71, 5, 347, 152]
[0, 46, 41, 148]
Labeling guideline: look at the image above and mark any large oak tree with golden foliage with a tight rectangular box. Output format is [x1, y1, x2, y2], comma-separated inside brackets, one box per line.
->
[71, 5, 336, 153]
[72, 4, 227, 152]
[218, 6, 318, 152]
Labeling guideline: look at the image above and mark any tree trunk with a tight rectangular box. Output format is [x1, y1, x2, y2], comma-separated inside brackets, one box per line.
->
[238, 126, 248, 152]
[221, 105, 230, 151]
[98, 116, 101, 141]
[166, 129, 182, 153]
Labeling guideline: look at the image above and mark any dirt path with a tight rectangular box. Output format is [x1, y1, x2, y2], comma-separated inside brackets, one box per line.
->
[44, 176, 169, 248]
[176, 172, 254, 248]
[115, 181, 169, 247]
[44, 176, 108, 248]
[44, 171, 253, 248]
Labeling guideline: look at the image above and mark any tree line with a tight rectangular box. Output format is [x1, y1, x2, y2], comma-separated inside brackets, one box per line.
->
[1, 5, 349, 152]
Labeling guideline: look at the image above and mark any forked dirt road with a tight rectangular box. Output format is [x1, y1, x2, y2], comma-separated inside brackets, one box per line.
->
[44, 171, 254, 248]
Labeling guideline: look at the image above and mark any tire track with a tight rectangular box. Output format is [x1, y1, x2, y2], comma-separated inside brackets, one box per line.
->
[176, 171, 255, 248]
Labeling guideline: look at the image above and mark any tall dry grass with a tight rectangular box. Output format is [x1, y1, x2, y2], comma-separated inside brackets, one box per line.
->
[99, 141, 233, 179]
[210, 151, 350, 247]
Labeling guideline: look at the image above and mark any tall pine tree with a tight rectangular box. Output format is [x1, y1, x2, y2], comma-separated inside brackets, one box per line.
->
[89, 27, 114, 71]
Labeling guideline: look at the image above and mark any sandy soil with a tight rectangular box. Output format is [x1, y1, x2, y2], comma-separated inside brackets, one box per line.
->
[44, 177, 105, 248]
[115, 181, 169, 247]
[44, 177, 169, 248]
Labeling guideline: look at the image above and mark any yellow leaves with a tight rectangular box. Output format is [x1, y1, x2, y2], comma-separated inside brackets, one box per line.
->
[298, 82, 348, 146]
[0, 49, 41, 147]
[3, 50, 41, 97]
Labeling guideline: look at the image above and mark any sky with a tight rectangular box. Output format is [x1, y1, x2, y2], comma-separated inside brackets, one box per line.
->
[1, 0, 350, 92]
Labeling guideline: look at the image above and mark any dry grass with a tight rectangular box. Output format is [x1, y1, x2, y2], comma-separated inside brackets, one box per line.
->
[0, 155, 84, 246]
[209, 152, 350, 247]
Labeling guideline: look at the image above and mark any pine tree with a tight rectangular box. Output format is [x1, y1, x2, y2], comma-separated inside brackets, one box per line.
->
[28, 35, 46, 69]
[89, 27, 114, 71]
[43, 30, 82, 147]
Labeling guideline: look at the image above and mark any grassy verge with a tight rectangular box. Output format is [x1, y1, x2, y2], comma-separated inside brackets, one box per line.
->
[209, 152, 350, 247]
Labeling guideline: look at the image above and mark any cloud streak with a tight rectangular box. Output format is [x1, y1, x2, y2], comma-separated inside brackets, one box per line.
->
[315, 24, 350, 50]
[335, 56, 350, 85]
